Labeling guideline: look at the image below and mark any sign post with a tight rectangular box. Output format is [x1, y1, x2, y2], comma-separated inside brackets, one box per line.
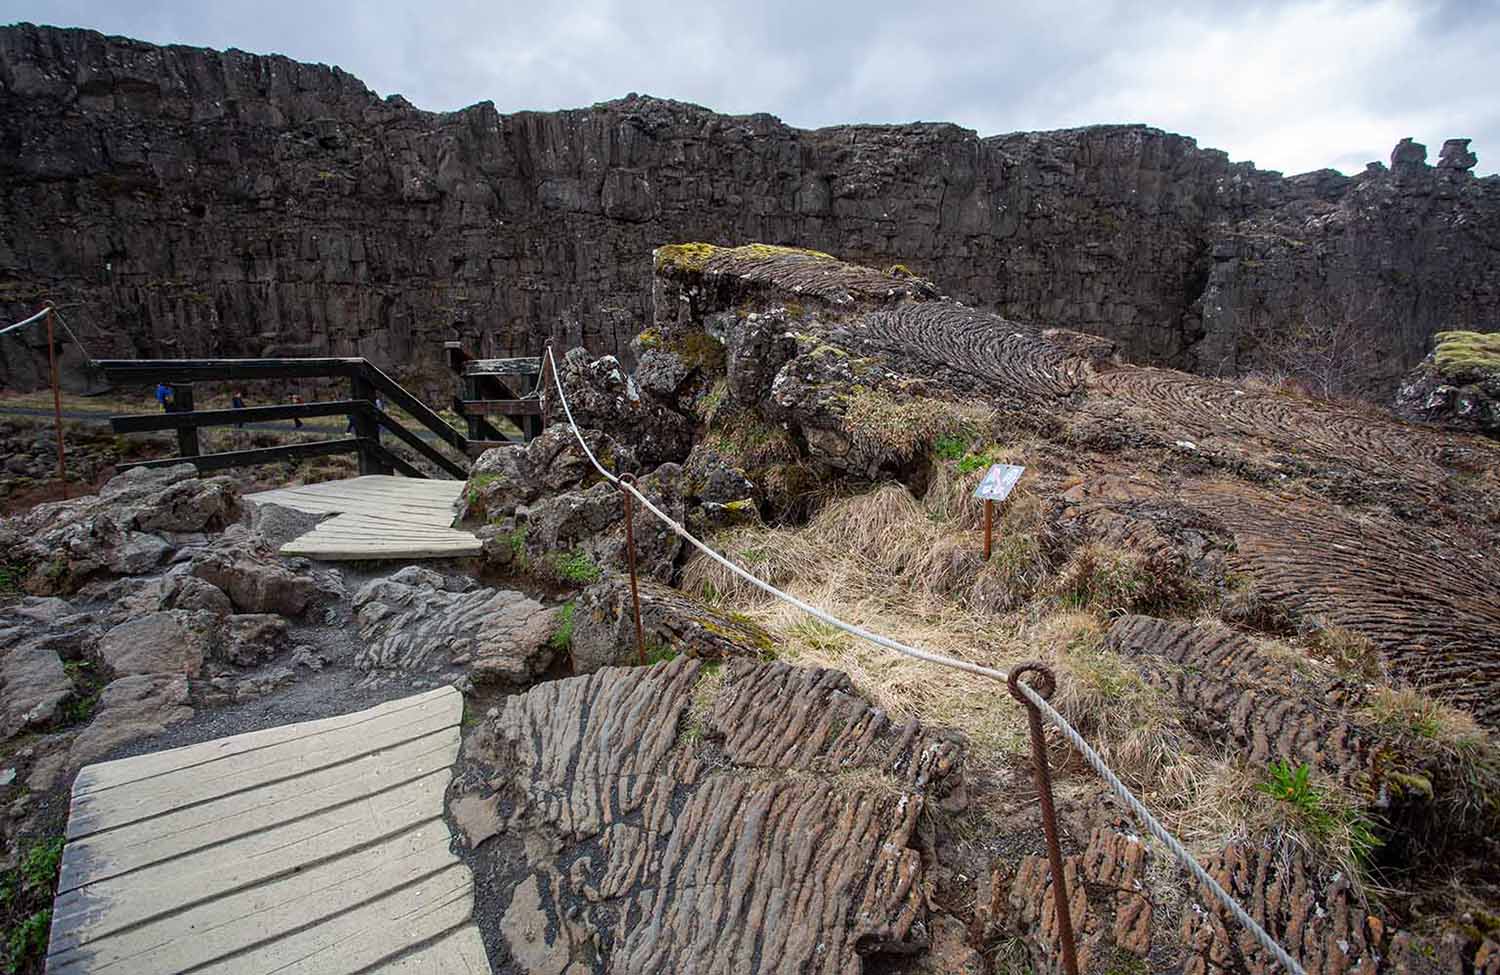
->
[973, 463, 1025, 561]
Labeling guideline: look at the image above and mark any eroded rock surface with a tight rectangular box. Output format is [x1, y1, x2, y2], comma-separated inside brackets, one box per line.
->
[0, 464, 239, 594]
[569, 575, 774, 674]
[353, 566, 557, 684]
[460, 657, 962, 973]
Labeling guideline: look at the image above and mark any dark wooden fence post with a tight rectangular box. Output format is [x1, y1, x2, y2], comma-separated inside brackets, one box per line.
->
[173, 383, 199, 458]
[349, 372, 387, 475]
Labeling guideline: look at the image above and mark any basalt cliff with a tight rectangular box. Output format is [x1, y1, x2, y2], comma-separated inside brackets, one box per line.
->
[2, 22, 1499, 399]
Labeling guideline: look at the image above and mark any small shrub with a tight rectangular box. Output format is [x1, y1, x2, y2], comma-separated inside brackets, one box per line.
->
[4, 910, 51, 973]
[1256, 759, 1381, 866]
[549, 601, 576, 653]
[544, 550, 601, 586]
[932, 434, 968, 462]
[645, 641, 679, 665]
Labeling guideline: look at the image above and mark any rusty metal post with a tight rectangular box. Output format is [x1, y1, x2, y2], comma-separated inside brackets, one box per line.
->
[983, 498, 994, 561]
[44, 303, 68, 498]
[619, 473, 646, 665]
[1007, 663, 1081, 975]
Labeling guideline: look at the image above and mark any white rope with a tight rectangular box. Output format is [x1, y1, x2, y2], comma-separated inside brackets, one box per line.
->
[544, 346, 1307, 975]
[0, 307, 50, 337]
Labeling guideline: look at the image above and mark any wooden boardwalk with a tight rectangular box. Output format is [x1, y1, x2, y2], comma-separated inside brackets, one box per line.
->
[244, 475, 481, 560]
[48, 687, 490, 974]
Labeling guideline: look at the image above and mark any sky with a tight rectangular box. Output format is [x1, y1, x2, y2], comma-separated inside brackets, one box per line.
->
[3, 0, 1496, 176]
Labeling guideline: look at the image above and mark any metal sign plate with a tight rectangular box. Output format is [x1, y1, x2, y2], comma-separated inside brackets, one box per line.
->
[973, 463, 1025, 502]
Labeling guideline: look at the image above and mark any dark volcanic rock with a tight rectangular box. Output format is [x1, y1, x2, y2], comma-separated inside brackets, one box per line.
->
[3, 23, 1497, 397]
[461, 656, 962, 973]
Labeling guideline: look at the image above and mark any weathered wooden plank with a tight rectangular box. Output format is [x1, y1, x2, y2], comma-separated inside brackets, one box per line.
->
[67, 706, 457, 838]
[53, 769, 449, 950]
[193, 864, 474, 975]
[70, 688, 456, 796]
[110, 400, 369, 433]
[456, 397, 543, 416]
[59, 728, 461, 892]
[49, 826, 461, 973]
[50, 688, 482, 974]
[379, 925, 491, 973]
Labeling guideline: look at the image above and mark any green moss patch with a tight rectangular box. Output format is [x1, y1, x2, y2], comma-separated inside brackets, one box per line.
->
[1433, 330, 1500, 377]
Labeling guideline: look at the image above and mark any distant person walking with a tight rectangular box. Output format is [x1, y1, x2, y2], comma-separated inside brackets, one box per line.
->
[155, 382, 173, 412]
[231, 389, 246, 428]
[290, 393, 304, 428]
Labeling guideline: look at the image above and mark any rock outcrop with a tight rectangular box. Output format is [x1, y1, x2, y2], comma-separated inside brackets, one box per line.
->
[1394, 330, 1500, 437]
[353, 565, 558, 685]
[459, 656, 963, 973]
[3, 24, 1498, 399]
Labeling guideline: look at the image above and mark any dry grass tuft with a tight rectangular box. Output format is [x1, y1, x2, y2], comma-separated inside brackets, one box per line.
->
[842, 388, 995, 465]
[1049, 542, 1204, 617]
[1039, 612, 1199, 792]
[1304, 622, 1387, 682]
[1185, 758, 1381, 900]
[1361, 686, 1500, 830]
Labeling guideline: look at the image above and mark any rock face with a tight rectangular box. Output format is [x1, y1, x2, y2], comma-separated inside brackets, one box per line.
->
[460, 657, 963, 973]
[3, 23, 1497, 398]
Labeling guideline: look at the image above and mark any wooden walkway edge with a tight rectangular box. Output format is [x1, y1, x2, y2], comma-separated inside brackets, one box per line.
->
[48, 687, 489, 974]
[244, 475, 481, 561]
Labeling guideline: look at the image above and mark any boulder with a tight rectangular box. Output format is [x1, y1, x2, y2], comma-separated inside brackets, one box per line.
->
[189, 526, 333, 616]
[569, 574, 774, 674]
[96, 610, 214, 678]
[0, 464, 239, 594]
[217, 614, 290, 667]
[353, 567, 557, 684]
[67, 674, 193, 769]
[1393, 337, 1500, 438]
[1, 641, 72, 738]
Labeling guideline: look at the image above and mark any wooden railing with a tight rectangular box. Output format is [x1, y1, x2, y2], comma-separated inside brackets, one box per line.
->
[97, 357, 483, 480]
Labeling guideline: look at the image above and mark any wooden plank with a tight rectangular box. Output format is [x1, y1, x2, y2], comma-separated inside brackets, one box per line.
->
[49, 826, 461, 973]
[70, 688, 456, 795]
[50, 688, 484, 974]
[95, 358, 364, 383]
[461, 356, 541, 377]
[456, 398, 543, 416]
[67, 704, 458, 838]
[51, 772, 449, 953]
[59, 728, 461, 892]
[194, 864, 474, 975]
[379, 925, 491, 973]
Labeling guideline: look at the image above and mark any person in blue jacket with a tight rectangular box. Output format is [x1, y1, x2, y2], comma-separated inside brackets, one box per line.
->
[155, 383, 173, 412]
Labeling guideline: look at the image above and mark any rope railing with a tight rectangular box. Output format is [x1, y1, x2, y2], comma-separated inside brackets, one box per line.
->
[542, 345, 1308, 975]
[0, 307, 51, 336]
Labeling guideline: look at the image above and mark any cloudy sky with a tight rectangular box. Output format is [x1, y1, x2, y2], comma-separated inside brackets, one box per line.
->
[4, 0, 1496, 176]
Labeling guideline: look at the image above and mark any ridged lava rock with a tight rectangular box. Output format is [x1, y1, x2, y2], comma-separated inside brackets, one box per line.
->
[461, 657, 963, 973]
